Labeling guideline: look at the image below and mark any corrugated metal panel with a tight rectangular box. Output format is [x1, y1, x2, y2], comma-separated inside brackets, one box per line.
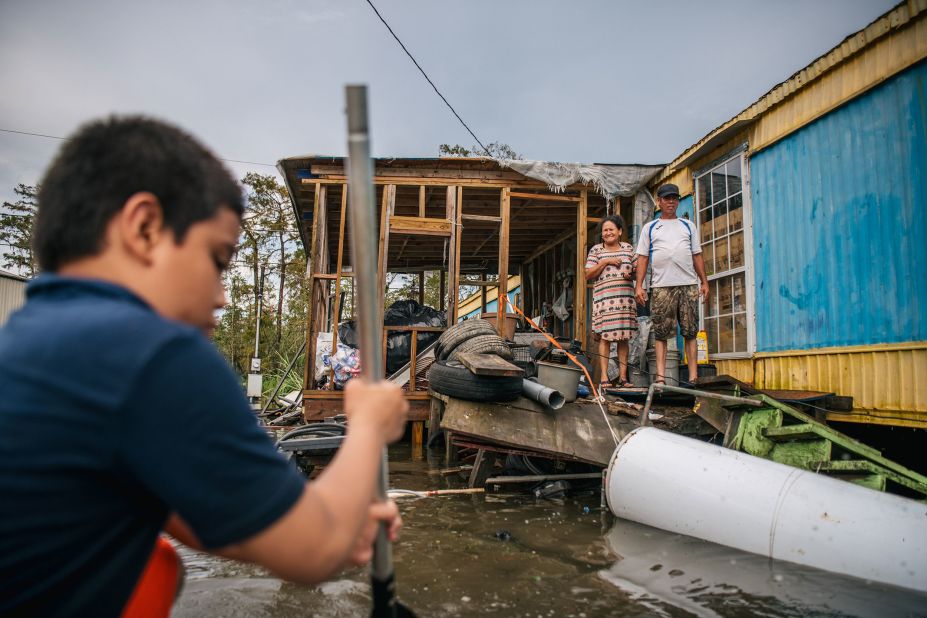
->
[751, 59, 927, 351]
[0, 276, 26, 326]
[754, 346, 927, 413]
[713, 359, 755, 384]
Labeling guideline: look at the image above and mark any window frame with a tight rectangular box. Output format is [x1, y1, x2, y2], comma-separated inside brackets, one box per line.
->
[694, 150, 755, 360]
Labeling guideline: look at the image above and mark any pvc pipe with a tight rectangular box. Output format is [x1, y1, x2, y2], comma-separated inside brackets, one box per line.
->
[605, 427, 927, 592]
[522, 378, 565, 410]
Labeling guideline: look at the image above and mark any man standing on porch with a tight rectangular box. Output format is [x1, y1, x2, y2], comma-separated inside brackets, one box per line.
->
[634, 183, 710, 385]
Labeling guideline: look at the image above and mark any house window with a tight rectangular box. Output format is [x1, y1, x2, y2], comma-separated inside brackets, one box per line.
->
[695, 154, 750, 356]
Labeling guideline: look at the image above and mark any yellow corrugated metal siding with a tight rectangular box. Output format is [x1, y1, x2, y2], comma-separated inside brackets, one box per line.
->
[712, 347, 926, 422]
[713, 359, 754, 384]
[754, 346, 927, 414]
[749, 15, 927, 154]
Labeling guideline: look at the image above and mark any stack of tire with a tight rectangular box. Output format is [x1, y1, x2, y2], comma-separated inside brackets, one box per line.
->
[427, 320, 522, 402]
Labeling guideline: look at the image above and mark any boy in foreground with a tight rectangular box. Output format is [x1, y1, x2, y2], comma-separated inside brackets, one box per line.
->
[0, 116, 408, 615]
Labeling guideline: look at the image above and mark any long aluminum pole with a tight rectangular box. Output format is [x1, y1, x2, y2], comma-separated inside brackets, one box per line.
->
[344, 85, 393, 584]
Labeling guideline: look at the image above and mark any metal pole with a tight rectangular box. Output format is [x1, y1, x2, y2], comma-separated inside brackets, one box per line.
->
[640, 382, 764, 426]
[345, 85, 394, 586]
[253, 265, 264, 358]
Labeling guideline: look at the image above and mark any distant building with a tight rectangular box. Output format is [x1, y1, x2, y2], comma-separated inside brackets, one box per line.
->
[0, 270, 27, 327]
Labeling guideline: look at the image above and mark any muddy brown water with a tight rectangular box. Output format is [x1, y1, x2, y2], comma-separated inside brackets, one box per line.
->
[173, 444, 926, 617]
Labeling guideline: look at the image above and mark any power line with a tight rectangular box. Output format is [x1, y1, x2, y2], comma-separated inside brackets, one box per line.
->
[363, 0, 491, 156]
[0, 128, 276, 168]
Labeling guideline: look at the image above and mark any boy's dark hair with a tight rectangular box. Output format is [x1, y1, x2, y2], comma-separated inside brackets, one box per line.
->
[598, 214, 625, 239]
[33, 116, 244, 271]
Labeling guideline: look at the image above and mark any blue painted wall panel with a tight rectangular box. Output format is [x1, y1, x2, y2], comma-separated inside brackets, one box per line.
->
[751, 60, 927, 351]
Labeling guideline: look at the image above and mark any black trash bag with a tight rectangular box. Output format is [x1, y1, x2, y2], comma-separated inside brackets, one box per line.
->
[337, 300, 446, 376]
[384, 300, 445, 375]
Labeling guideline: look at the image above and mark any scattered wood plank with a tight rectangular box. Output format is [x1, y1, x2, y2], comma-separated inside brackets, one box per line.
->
[485, 472, 602, 485]
[441, 395, 628, 466]
[456, 352, 523, 377]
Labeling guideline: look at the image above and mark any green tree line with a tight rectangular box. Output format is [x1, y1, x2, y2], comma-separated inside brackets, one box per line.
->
[0, 175, 309, 398]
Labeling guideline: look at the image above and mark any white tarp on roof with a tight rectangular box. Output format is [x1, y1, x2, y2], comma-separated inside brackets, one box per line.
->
[497, 160, 664, 199]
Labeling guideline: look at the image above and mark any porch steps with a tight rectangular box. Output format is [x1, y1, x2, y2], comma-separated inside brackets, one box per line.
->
[729, 394, 927, 499]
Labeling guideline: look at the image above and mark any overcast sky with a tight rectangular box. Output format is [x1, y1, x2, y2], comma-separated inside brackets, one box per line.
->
[0, 0, 897, 204]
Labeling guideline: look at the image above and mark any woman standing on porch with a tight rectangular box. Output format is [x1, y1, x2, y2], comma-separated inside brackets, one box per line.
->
[584, 214, 637, 389]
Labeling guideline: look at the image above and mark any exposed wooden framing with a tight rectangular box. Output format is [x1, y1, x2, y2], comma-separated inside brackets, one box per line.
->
[327, 186, 348, 390]
[305, 183, 328, 391]
[497, 187, 510, 334]
[509, 191, 580, 202]
[524, 228, 577, 263]
[408, 331, 420, 394]
[377, 185, 395, 333]
[312, 273, 338, 280]
[418, 185, 426, 217]
[575, 190, 588, 349]
[388, 215, 451, 236]
[452, 187, 463, 322]
[417, 271, 425, 305]
[311, 164, 534, 182]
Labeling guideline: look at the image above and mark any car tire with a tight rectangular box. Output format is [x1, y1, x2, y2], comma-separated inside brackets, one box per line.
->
[435, 319, 496, 360]
[427, 360, 523, 402]
[447, 334, 513, 362]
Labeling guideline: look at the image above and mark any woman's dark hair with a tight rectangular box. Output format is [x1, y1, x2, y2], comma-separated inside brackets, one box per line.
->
[598, 214, 625, 241]
[33, 115, 244, 271]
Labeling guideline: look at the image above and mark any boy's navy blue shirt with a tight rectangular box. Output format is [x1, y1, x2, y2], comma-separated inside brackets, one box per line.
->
[0, 275, 305, 616]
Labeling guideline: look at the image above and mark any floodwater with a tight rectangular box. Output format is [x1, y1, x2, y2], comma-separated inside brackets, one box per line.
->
[173, 444, 926, 618]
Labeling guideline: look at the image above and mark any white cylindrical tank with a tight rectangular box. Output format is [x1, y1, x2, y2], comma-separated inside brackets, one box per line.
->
[605, 427, 927, 592]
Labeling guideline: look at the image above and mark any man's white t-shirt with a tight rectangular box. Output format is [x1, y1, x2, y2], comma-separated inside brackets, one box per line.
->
[635, 217, 702, 288]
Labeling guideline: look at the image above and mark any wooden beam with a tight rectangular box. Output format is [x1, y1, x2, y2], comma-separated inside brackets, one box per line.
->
[509, 191, 581, 202]
[439, 268, 446, 312]
[312, 164, 531, 182]
[497, 187, 510, 335]
[461, 213, 502, 223]
[418, 185, 426, 218]
[327, 186, 348, 390]
[305, 183, 328, 392]
[452, 187, 462, 322]
[388, 215, 452, 236]
[303, 182, 322, 390]
[575, 189, 588, 349]
[377, 185, 395, 346]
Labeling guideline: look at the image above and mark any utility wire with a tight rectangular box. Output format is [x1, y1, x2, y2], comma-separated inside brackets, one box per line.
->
[363, 0, 491, 157]
[0, 128, 276, 168]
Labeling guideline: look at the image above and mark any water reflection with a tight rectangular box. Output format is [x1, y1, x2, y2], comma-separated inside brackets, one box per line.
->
[601, 518, 926, 617]
[172, 445, 927, 617]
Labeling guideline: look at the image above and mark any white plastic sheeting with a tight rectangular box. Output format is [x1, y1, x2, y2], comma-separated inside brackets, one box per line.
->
[605, 427, 927, 592]
[497, 159, 663, 199]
